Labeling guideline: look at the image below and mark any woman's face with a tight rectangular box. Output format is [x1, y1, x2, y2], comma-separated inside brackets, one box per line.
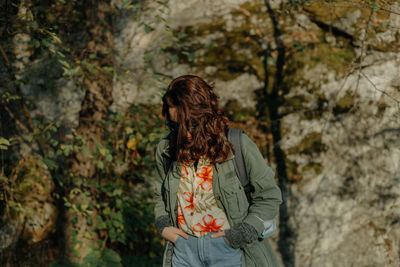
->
[168, 106, 192, 141]
[168, 106, 178, 122]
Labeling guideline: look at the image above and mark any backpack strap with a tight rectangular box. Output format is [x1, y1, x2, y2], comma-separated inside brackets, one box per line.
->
[227, 128, 252, 203]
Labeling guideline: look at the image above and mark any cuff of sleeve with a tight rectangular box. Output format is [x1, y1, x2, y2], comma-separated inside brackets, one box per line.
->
[224, 228, 241, 249]
[242, 214, 266, 237]
[225, 222, 259, 249]
[155, 215, 172, 235]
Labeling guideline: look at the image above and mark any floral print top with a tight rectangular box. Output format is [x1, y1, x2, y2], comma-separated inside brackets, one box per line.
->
[176, 156, 231, 237]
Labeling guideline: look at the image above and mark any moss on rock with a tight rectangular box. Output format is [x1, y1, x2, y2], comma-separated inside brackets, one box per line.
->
[286, 158, 303, 183]
[285, 95, 311, 113]
[302, 161, 322, 175]
[223, 99, 256, 123]
[6, 154, 57, 244]
[287, 42, 354, 82]
[333, 91, 354, 115]
[165, 0, 272, 82]
[287, 132, 326, 155]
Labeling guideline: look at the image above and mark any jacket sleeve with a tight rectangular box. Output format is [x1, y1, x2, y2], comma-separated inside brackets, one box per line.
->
[153, 139, 170, 220]
[241, 133, 282, 236]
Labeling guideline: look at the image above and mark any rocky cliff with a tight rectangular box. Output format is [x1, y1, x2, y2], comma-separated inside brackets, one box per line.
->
[111, 0, 400, 266]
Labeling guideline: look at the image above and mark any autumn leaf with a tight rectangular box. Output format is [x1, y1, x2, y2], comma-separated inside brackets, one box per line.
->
[127, 138, 137, 150]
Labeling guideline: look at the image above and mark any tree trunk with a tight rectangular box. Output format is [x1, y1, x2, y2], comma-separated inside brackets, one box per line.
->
[64, 0, 114, 263]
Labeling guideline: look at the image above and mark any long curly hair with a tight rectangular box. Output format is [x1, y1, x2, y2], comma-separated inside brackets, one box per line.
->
[161, 75, 234, 164]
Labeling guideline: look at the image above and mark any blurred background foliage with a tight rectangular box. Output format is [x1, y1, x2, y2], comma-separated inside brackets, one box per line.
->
[0, 0, 171, 265]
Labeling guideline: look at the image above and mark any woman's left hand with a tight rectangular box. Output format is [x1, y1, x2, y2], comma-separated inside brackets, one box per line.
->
[211, 230, 230, 245]
[211, 231, 226, 238]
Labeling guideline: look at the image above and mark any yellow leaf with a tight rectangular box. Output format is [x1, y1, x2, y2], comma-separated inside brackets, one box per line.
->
[84, 231, 92, 239]
[127, 138, 137, 150]
[99, 147, 107, 156]
[125, 127, 133, 134]
[51, 33, 62, 44]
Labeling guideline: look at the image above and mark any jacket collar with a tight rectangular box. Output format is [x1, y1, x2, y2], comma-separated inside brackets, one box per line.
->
[226, 150, 235, 161]
[162, 145, 171, 158]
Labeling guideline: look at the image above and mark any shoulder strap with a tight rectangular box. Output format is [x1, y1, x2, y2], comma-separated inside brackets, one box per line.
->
[228, 128, 249, 187]
[228, 128, 252, 203]
[228, 128, 274, 238]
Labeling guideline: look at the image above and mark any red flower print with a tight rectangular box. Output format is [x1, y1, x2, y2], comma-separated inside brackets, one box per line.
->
[177, 204, 186, 227]
[183, 192, 199, 214]
[195, 165, 213, 192]
[193, 214, 224, 234]
[181, 165, 189, 179]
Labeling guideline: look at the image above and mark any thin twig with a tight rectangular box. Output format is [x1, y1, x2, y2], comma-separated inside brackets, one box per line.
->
[360, 71, 400, 105]
[321, 65, 356, 133]
[0, 45, 12, 73]
[336, 6, 374, 118]
[100, 234, 108, 252]
[353, 7, 374, 99]
[0, 101, 30, 134]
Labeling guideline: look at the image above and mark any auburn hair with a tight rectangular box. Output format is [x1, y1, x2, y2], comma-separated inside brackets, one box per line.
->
[161, 75, 234, 164]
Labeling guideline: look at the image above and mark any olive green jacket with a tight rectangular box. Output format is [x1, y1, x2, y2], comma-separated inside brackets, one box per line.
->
[153, 133, 283, 267]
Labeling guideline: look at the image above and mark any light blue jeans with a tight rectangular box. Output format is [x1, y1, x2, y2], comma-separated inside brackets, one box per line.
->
[172, 232, 242, 267]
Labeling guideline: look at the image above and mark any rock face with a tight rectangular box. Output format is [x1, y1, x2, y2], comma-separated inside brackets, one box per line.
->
[284, 59, 400, 266]
[110, 0, 267, 112]
[0, 154, 57, 250]
[109, 0, 400, 266]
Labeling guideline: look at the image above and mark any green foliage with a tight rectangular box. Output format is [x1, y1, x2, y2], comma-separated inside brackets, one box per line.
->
[46, 103, 167, 266]
[50, 248, 123, 267]
[139, 0, 198, 72]
[1, 0, 170, 261]
[30, 103, 168, 266]
[0, 137, 10, 150]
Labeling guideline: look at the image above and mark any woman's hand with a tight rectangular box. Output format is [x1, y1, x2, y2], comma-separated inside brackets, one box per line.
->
[217, 223, 258, 249]
[211, 230, 230, 245]
[161, 226, 189, 243]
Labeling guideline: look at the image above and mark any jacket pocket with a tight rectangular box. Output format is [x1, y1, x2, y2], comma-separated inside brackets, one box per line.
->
[222, 183, 248, 219]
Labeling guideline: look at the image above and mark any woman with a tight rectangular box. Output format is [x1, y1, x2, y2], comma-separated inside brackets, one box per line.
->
[153, 75, 282, 267]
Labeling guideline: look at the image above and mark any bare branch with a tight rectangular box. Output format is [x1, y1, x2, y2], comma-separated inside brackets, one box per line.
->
[0, 101, 30, 134]
[353, 8, 374, 99]
[360, 71, 400, 105]
[321, 65, 356, 133]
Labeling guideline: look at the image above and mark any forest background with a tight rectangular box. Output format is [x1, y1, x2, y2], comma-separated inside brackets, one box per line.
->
[0, 0, 399, 266]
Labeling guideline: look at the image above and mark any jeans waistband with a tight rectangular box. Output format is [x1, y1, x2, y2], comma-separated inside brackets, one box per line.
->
[185, 231, 223, 239]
